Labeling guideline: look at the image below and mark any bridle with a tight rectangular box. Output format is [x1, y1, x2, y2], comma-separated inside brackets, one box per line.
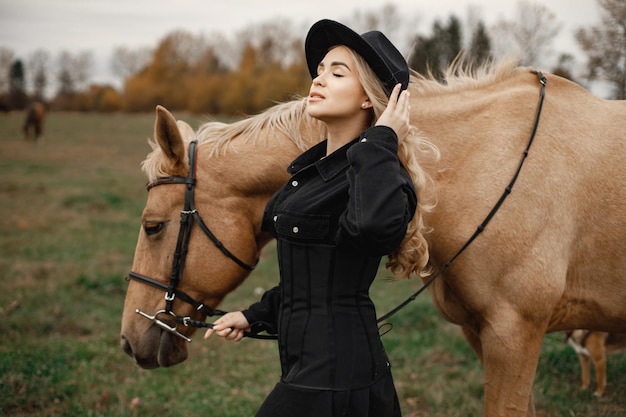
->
[127, 140, 259, 342]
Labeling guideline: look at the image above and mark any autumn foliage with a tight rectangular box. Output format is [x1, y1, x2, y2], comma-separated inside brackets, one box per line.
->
[122, 30, 311, 115]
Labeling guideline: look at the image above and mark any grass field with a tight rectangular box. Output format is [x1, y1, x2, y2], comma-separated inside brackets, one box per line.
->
[1, 110, 624, 416]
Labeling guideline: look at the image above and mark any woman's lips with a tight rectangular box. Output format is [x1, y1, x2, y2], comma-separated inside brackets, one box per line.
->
[308, 92, 325, 102]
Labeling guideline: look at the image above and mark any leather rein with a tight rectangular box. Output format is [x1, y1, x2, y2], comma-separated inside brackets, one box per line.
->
[127, 71, 547, 342]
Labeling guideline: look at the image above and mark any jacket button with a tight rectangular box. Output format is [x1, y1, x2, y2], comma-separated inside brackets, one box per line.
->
[292, 226, 299, 233]
[273, 216, 278, 222]
[360, 138, 367, 142]
[291, 180, 298, 187]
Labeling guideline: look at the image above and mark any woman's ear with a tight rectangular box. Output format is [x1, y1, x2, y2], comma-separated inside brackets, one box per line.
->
[361, 98, 372, 110]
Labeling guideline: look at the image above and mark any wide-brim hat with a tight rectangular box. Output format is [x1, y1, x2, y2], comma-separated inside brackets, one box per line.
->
[305, 19, 409, 95]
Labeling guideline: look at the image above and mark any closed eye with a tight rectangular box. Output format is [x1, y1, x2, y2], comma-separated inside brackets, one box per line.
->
[143, 221, 165, 236]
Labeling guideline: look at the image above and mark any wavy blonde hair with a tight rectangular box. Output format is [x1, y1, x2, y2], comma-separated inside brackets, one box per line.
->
[348, 49, 440, 279]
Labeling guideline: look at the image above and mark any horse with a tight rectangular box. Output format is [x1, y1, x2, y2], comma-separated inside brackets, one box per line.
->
[120, 60, 626, 417]
[23, 101, 46, 142]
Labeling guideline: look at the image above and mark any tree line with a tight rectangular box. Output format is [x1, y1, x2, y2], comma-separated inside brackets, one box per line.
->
[0, 0, 624, 115]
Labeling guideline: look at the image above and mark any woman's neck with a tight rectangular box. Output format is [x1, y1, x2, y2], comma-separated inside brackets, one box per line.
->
[325, 119, 369, 155]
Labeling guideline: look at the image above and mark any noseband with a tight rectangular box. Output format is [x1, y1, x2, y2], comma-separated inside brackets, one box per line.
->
[127, 140, 258, 342]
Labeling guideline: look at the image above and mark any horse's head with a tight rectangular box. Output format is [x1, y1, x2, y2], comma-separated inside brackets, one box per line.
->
[121, 104, 320, 368]
[121, 107, 265, 368]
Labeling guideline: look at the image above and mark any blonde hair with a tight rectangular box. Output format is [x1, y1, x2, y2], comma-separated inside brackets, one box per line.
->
[349, 49, 439, 279]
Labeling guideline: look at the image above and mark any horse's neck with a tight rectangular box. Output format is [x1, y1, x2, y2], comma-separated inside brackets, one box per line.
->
[231, 131, 309, 192]
[198, 125, 320, 248]
[412, 71, 543, 257]
[414, 71, 540, 173]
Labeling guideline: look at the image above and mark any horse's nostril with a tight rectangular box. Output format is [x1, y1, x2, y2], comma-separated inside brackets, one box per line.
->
[120, 335, 134, 358]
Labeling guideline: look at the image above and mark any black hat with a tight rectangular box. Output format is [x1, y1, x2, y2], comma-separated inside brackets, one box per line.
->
[305, 19, 409, 95]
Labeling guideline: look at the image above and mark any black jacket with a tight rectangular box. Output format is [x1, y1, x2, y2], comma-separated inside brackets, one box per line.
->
[243, 125, 417, 390]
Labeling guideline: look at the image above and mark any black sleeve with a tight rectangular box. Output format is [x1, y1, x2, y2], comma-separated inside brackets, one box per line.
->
[242, 285, 280, 335]
[336, 125, 417, 255]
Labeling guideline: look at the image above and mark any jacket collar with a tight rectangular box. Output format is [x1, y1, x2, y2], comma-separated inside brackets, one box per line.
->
[288, 138, 358, 181]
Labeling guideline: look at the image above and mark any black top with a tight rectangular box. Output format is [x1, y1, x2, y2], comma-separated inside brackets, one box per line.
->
[243, 125, 417, 390]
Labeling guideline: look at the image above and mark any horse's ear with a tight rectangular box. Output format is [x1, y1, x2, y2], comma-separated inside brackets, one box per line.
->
[176, 120, 195, 142]
[154, 105, 187, 175]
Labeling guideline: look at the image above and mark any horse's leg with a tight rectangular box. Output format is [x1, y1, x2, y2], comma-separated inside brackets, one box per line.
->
[461, 325, 537, 417]
[592, 354, 607, 397]
[480, 313, 544, 417]
[34, 122, 42, 142]
[577, 351, 591, 391]
[587, 335, 607, 397]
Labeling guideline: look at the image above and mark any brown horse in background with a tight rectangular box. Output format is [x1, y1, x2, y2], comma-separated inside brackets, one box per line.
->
[120, 60, 626, 417]
[23, 101, 46, 142]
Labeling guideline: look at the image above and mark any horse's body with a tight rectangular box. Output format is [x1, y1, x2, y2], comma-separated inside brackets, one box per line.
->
[23, 101, 46, 142]
[121, 62, 626, 416]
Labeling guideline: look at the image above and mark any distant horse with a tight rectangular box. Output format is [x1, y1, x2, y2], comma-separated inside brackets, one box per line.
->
[23, 102, 46, 142]
[121, 60, 626, 417]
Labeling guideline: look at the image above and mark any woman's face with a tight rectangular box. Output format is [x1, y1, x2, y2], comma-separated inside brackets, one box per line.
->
[307, 46, 369, 125]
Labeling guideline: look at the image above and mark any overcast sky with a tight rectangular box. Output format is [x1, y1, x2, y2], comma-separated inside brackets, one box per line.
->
[0, 0, 602, 88]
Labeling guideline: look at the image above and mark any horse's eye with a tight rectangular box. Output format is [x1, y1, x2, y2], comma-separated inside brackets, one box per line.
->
[144, 222, 164, 236]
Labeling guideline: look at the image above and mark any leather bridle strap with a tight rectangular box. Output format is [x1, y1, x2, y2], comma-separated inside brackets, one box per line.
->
[162, 140, 198, 313]
[127, 270, 227, 317]
[190, 211, 256, 271]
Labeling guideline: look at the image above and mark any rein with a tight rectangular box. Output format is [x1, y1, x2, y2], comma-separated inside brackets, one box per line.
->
[376, 70, 547, 325]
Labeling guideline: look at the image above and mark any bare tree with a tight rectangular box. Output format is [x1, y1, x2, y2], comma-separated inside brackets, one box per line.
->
[56, 50, 93, 97]
[576, 0, 626, 99]
[346, 4, 415, 55]
[0, 47, 15, 96]
[210, 32, 240, 71]
[409, 15, 463, 80]
[468, 21, 492, 67]
[490, 0, 562, 67]
[28, 49, 50, 100]
[463, 4, 484, 50]
[235, 20, 301, 68]
[73, 51, 93, 92]
[349, 4, 402, 36]
[111, 46, 151, 83]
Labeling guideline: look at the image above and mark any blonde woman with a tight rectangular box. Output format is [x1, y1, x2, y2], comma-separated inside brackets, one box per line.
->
[206, 19, 416, 417]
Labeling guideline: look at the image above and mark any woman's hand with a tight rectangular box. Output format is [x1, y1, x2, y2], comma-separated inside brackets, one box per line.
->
[375, 83, 411, 142]
[203, 311, 250, 343]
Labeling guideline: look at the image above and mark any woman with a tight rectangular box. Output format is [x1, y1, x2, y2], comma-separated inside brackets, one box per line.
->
[205, 19, 429, 417]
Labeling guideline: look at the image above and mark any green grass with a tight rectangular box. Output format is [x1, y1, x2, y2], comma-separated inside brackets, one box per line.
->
[1, 110, 624, 416]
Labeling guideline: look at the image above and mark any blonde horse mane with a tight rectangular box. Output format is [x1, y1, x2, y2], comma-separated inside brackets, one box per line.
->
[142, 98, 325, 180]
[196, 98, 328, 157]
[410, 56, 522, 95]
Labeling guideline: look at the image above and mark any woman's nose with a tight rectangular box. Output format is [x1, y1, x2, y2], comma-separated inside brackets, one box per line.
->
[312, 73, 324, 86]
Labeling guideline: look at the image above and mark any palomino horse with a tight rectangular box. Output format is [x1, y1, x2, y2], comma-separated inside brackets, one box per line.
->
[121, 61, 626, 416]
[23, 101, 46, 142]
